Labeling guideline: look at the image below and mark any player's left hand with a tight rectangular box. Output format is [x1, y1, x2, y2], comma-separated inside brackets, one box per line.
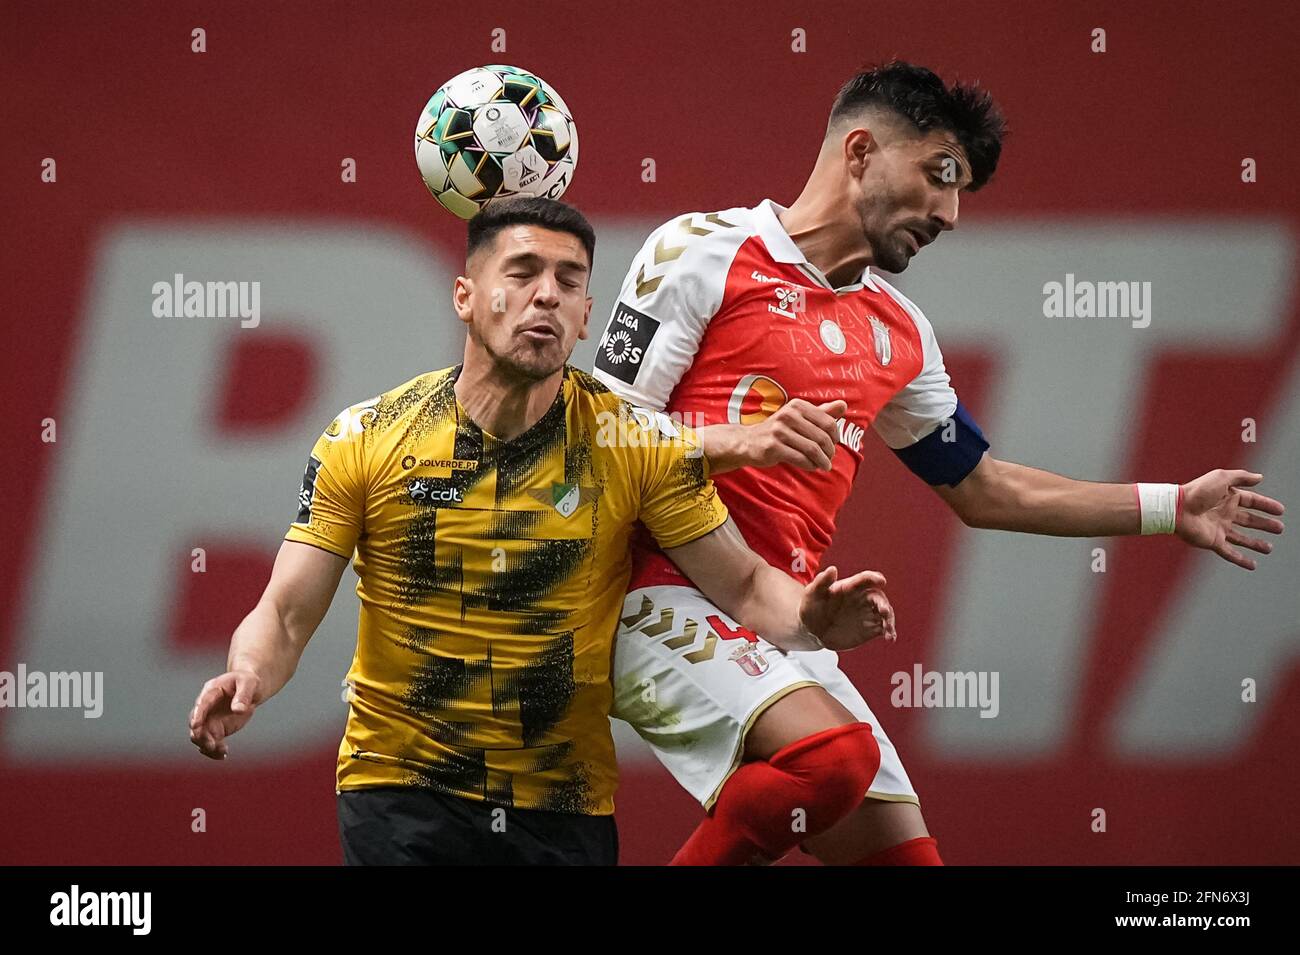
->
[1176, 469, 1285, 571]
[798, 566, 897, 651]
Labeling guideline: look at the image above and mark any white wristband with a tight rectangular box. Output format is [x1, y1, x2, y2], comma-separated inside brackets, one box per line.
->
[1136, 483, 1180, 535]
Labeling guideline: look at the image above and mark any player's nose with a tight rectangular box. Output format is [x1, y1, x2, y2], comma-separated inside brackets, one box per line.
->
[533, 270, 562, 305]
[933, 190, 959, 232]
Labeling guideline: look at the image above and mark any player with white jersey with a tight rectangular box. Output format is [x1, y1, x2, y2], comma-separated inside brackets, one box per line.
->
[592, 61, 1287, 865]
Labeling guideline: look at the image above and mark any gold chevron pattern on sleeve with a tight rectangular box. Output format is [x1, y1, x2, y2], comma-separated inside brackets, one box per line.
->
[634, 212, 737, 299]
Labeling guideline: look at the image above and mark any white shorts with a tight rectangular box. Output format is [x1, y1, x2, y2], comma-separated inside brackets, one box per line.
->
[611, 584, 918, 811]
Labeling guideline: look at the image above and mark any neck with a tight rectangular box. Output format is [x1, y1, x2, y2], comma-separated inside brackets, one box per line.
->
[454, 347, 564, 442]
[779, 174, 874, 289]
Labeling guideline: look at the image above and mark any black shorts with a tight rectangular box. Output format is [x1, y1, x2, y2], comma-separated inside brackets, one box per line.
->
[337, 786, 619, 866]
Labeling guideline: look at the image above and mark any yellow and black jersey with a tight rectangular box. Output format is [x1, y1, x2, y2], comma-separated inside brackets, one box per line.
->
[285, 364, 728, 815]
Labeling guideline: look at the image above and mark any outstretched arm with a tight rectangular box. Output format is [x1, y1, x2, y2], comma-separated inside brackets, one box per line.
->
[188, 540, 348, 759]
[933, 456, 1286, 570]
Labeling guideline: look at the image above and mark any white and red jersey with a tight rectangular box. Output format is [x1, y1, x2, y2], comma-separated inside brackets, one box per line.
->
[593, 198, 981, 589]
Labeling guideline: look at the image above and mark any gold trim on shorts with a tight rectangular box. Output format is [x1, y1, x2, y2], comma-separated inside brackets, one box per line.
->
[864, 789, 921, 807]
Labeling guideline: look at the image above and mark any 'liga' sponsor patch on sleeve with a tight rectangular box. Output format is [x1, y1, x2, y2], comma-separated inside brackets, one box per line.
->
[595, 302, 659, 384]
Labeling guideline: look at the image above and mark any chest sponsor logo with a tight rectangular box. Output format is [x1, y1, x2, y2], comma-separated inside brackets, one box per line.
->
[406, 478, 463, 504]
[400, 454, 478, 471]
[726, 374, 789, 426]
[835, 417, 864, 453]
[727, 374, 863, 453]
[596, 302, 659, 384]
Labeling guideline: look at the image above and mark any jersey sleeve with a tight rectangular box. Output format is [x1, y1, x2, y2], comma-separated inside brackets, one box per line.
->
[284, 403, 369, 558]
[622, 405, 730, 549]
[591, 212, 744, 410]
[870, 279, 990, 486]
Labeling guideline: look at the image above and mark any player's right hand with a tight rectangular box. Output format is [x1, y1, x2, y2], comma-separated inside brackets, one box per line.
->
[188, 670, 261, 760]
[745, 399, 847, 471]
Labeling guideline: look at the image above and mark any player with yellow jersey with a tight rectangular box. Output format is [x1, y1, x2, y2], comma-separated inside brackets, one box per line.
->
[188, 197, 896, 865]
[290, 363, 731, 818]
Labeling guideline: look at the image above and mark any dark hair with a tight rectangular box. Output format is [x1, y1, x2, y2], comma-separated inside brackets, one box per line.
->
[466, 196, 596, 268]
[828, 60, 1006, 191]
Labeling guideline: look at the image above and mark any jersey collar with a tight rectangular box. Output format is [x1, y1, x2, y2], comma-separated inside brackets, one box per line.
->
[753, 198, 880, 294]
[447, 362, 569, 454]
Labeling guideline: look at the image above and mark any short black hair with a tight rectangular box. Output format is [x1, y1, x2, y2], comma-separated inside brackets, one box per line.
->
[465, 196, 596, 270]
[828, 60, 1006, 191]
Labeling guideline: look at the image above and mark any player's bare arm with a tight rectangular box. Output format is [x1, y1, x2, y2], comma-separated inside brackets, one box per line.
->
[721, 407, 1286, 571]
[188, 540, 348, 759]
[696, 399, 847, 475]
[933, 457, 1286, 571]
[663, 516, 896, 652]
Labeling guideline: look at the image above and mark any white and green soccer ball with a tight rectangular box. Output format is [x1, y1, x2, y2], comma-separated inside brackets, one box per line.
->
[414, 65, 578, 219]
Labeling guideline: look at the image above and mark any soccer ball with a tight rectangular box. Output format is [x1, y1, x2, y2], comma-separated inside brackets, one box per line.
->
[414, 65, 578, 219]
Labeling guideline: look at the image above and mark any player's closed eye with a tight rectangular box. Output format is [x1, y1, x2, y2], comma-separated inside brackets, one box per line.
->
[507, 270, 580, 291]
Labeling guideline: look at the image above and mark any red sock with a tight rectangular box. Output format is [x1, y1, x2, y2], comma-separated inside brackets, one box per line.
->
[850, 835, 943, 865]
[670, 723, 880, 866]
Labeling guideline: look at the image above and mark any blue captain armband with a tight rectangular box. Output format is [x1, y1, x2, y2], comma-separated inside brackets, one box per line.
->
[892, 401, 990, 486]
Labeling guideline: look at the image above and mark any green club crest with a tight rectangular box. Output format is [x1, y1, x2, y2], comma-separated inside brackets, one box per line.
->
[528, 482, 596, 518]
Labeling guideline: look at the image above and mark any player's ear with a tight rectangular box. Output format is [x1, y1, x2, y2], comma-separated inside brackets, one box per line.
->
[578, 295, 592, 341]
[842, 126, 876, 178]
[452, 275, 474, 327]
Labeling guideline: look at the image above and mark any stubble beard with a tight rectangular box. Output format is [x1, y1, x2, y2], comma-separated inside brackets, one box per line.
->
[480, 328, 566, 383]
[859, 186, 911, 274]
